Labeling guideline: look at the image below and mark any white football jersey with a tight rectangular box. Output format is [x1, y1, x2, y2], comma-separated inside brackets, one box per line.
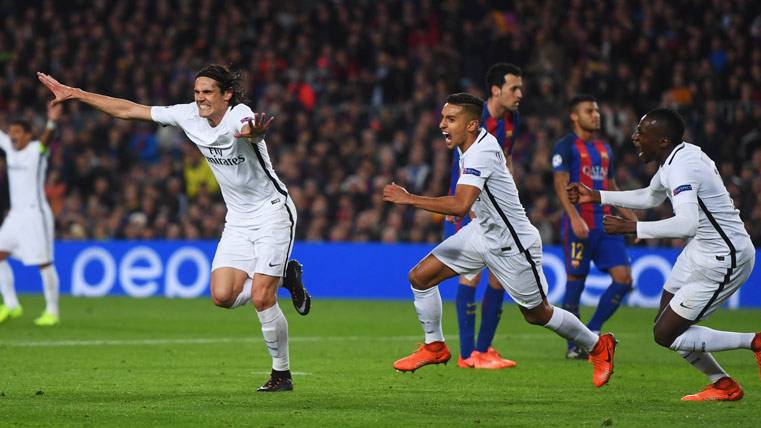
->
[0, 131, 52, 215]
[151, 103, 289, 227]
[649, 142, 750, 259]
[456, 128, 539, 254]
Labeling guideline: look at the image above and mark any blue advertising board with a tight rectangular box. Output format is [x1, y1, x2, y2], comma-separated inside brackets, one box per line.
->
[10, 241, 761, 308]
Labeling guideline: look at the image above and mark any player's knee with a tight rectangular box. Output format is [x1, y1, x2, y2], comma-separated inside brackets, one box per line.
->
[652, 326, 675, 348]
[408, 269, 429, 290]
[521, 303, 552, 325]
[252, 294, 276, 312]
[210, 286, 235, 309]
[211, 293, 235, 309]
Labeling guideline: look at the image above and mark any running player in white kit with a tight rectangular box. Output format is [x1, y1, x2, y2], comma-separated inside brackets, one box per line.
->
[383, 93, 616, 388]
[0, 102, 62, 326]
[568, 108, 761, 401]
[38, 64, 311, 392]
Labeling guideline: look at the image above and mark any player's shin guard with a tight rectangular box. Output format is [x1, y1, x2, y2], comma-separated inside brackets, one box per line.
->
[669, 326, 755, 352]
[677, 350, 728, 384]
[40, 265, 60, 317]
[543, 306, 598, 352]
[455, 285, 476, 359]
[0, 260, 19, 309]
[412, 286, 444, 344]
[231, 278, 253, 309]
[257, 302, 289, 371]
[587, 281, 631, 332]
[476, 286, 504, 352]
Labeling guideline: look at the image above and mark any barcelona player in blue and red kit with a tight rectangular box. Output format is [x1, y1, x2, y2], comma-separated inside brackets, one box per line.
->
[445, 63, 522, 369]
[552, 95, 636, 359]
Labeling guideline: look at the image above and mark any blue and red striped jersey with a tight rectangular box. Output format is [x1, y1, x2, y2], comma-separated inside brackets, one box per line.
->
[552, 132, 615, 229]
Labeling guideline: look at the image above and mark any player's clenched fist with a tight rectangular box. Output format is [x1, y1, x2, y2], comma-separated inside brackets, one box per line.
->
[566, 182, 600, 205]
[383, 183, 411, 205]
[602, 215, 636, 235]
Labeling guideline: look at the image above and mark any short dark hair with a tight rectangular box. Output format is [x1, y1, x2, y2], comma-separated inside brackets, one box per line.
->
[9, 119, 32, 133]
[485, 63, 522, 92]
[446, 93, 484, 121]
[195, 64, 245, 105]
[645, 108, 685, 145]
[569, 94, 597, 113]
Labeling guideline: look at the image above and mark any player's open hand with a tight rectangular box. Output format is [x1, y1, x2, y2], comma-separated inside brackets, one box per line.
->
[603, 215, 636, 235]
[37, 72, 77, 105]
[383, 183, 411, 205]
[235, 112, 274, 140]
[566, 182, 599, 205]
[47, 101, 63, 121]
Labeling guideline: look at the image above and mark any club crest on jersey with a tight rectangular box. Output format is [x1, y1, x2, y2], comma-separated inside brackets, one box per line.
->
[673, 184, 692, 195]
[463, 168, 481, 176]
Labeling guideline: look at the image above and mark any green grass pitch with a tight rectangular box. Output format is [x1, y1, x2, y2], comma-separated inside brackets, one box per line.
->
[1, 295, 760, 427]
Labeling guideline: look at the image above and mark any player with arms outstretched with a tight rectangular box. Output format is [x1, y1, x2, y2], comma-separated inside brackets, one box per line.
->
[38, 65, 311, 392]
[385, 93, 616, 388]
[0, 102, 62, 326]
[552, 95, 636, 359]
[568, 108, 761, 400]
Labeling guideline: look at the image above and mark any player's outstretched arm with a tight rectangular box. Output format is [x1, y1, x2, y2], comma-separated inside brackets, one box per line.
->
[608, 179, 638, 222]
[38, 101, 62, 148]
[383, 183, 480, 217]
[37, 72, 152, 121]
[605, 201, 698, 239]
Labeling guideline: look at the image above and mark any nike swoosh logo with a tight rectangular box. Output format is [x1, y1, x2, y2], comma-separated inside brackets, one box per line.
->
[298, 298, 308, 313]
[679, 302, 692, 309]
[269, 262, 282, 267]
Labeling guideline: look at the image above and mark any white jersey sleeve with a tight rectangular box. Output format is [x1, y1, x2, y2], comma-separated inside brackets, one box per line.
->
[635, 150, 702, 239]
[660, 154, 701, 210]
[150, 103, 195, 127]
[456, 138, 497, 190]
[227, 104, 256, 135]
[600, 172, 667, 209]
[0, 130, 11, 152]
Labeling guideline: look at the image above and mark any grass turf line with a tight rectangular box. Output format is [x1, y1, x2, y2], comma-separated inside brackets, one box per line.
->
[1, 296, 760, 427]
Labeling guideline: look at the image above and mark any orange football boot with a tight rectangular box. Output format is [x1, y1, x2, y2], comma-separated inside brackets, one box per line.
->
[681, 377, 744, 401]
[393, 342, 451, 372]
[588, 333, 616, 387]
[486, 347, 517, 368]
[752, 332, 761, 382]
[458, 355, 475, 368]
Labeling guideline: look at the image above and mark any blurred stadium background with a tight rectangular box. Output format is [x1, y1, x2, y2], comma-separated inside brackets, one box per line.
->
[1, 0, 759, 305]
[2, 1, 761, 425]
[2, 0, 759, 244]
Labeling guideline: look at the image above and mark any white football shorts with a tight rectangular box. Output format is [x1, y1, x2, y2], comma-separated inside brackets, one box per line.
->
[431, 221, 548, 309]
[212, 199, 297, 278]
[0, 208, 55, 265]
[666, 238, 755, 321]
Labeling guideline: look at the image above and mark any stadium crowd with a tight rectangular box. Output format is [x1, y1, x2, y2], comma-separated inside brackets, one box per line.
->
[0, 0, 760, 246]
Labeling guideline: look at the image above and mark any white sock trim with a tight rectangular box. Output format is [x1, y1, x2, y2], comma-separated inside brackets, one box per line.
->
[230, 278, 252, 309]
[412, 286, 444, 344]
[40, 264, 60, 316]
[257, 302, 289, 371]
[0, 260, 18, 309]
